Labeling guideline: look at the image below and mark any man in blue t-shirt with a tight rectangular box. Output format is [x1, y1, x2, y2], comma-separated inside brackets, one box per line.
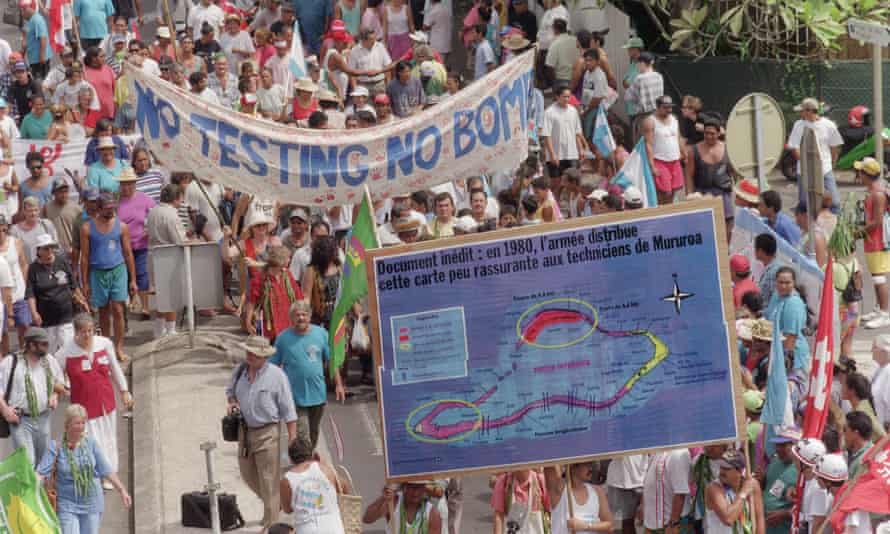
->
[293, 0, 331, 56]
[270, 300, 345, 449]
[20, 0, 53, 79]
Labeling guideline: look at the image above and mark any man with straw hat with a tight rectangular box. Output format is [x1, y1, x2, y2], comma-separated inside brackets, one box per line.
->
[226, 335, 297, 529]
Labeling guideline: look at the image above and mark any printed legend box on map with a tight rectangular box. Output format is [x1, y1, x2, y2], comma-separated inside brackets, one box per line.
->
[390, 307, 469, 385]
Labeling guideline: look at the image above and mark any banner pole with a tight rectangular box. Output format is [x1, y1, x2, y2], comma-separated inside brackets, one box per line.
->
[566, 464, 577, 534]
[161, 0, 180, 61]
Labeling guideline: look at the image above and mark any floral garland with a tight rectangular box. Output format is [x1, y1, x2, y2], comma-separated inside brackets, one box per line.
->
[23, 355, 52, 418]
[62, 431, 94, 499]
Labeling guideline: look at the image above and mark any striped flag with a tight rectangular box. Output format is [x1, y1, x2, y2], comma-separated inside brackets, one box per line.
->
[48, 0, 71, 53]
[592, 102, 615, 157]
[610, 138, 657, 208]
[284, 19, 307, 96]
[761, 316, 795, 428]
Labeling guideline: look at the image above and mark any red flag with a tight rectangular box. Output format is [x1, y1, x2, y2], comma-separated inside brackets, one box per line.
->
[829, 435, 890, 533]
[802, 255, 834, 439]
[48, 0, 68, 52]
[792, 257, 836, 531]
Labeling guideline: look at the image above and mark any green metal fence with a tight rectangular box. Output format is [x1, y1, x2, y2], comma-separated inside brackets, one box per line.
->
[657, 56, 890, 133]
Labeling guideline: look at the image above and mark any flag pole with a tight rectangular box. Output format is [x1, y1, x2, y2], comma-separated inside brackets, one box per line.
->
[161, 0, 180, 61]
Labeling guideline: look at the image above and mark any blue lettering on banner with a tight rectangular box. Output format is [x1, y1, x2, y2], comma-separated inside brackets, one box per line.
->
[339, 145, 369, 186]
[386, 132, 415, 180]
[269, 141, 299, 184]
[241, 133, 268, 175]
[217, 121, 240, 168]
[453, 111, 476, 158]
[415, 126, 441, 170]
[189, 114, 216, 156]
[476, 96, 500, 147]
[134, 82, 181, 139]
[497, 71, 530, 142]
[301, 146, 339, 188]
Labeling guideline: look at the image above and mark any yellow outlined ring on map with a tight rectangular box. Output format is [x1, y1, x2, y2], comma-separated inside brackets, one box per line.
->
[515, 297, 599, 349]
[405, 399, 483, 444]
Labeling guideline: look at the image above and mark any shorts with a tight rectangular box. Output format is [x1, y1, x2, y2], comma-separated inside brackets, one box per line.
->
[654, 159, 684, 193]
[3, 300, 32, 330]
[133, 249, 149, 291]
[90, 263, 128, 308]
[546, 159, 577, 179]
[607, 486, 641, 521]
[865, 251, 890, 275]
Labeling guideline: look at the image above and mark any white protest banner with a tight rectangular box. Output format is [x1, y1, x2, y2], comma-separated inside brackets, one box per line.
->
[14, 135, 143, 203]
[125, 50, 535, 205]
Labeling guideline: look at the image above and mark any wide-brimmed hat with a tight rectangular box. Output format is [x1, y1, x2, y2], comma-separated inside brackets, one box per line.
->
[24, 327, 49, 343]
[770, 425, 802, 444]
[157, 26, 172, 39]
[51, 177, 69, 192]
[350, 86, 369, 98]
[502, 33, 531, 50]
[294, 77, 318, 93]
[622, 186, 642, 204]
[750, 318, 774, 342]
[733, 178, 760, 204]
[792, 437, 826, 467]
[393, 217, 421, 234]
[854, 156, 881, 177]
[240, 335, 276, 357]
[33, 233, 57, 249]
[587, 189, 608, 201]
[115, 166, 138, 182]
[736, 318, 755, 342]
[402, 479, 434, 486]
[97, 136, 116, 150]
[317, 89, 339, 103]
[245, 208, 275, 229]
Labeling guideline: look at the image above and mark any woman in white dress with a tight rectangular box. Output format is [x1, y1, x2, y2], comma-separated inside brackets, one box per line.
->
[704, 449, 764, 534]
[545, 462, 613, 534]
[280, 436, 345, 534]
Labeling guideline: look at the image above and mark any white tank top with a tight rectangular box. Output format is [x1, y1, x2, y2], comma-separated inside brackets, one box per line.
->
[2, 236, 25, 302]
[0, 166, 17, 218]
[552, 483, 601, 534]
[704, 508, 734, 534]
[324, 48, 350, 101]
[284, 462, 345, 534]
[652, 114, 681, 162]
[386, 3, 410, 35]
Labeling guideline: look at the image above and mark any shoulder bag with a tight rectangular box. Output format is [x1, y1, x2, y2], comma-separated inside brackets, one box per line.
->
[221, 363, 247, 443]
[0, 354, 19, 438]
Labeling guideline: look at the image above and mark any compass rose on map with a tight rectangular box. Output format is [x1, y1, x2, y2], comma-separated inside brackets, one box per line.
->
[662, 274, 694, 315]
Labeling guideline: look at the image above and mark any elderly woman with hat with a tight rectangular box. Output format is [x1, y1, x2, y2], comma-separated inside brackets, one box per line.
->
[86, 136, 126, 193]
[26, 233, 85, 352]
[244, 245, 304, 341]
[226, 335, 297, 529]
[55, 313, 133, 489]
[117, 166, 156, 317]
[237, 204, 281, 331]
[363, 479, 443, 533]
[704, 449, 764, 534]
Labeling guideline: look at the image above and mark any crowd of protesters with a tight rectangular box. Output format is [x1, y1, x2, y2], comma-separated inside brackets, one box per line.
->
[0, 0, 887, 533]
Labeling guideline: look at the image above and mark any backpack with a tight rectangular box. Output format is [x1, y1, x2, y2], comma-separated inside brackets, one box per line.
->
[836, 261, 863, 304]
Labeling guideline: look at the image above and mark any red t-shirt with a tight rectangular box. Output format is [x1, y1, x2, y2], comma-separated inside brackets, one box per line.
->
[732, 276, 759, 308]
[292, 98, 319, 121]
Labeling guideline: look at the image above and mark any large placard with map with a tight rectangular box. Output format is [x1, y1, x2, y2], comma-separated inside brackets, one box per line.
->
[366, 199, 745, 481]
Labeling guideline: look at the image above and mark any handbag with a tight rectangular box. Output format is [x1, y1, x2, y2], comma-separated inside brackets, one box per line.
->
[336, 465, 363, 534]
[0, 355, 18, 439]
[45, 446, 59, 511]
[221, 364, 246, 443]
[181, 491, 246, 531]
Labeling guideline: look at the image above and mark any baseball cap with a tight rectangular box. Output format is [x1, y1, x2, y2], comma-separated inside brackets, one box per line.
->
[793, 97, 820, 112]
[729, 254, 750, 274]
[853, 156, 881, 177]
[112, 34, 127, 45]
[289, 207, 309, 221]
[742, 389, 763, 413]
[622, 186, 642, 204]
[82, 187, 101, 202]
[587, 189, 608, 201]
[770, 425, 802, 444]
[51, 177, 69, 192]
[623, 36, 644, 49]
[13, 61, 27, 72]
[350, 86, 369, 98]
[23, 326, 49, 343]
[98, 192, 117, 208]
[716, 449, 746, 471]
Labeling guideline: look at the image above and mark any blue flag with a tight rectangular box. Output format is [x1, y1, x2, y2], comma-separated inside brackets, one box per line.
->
[283, 20, 307, 96]
[760, 318, 795, 427]
[592, 103, 615, 157]
[610, 138, 658, 207]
